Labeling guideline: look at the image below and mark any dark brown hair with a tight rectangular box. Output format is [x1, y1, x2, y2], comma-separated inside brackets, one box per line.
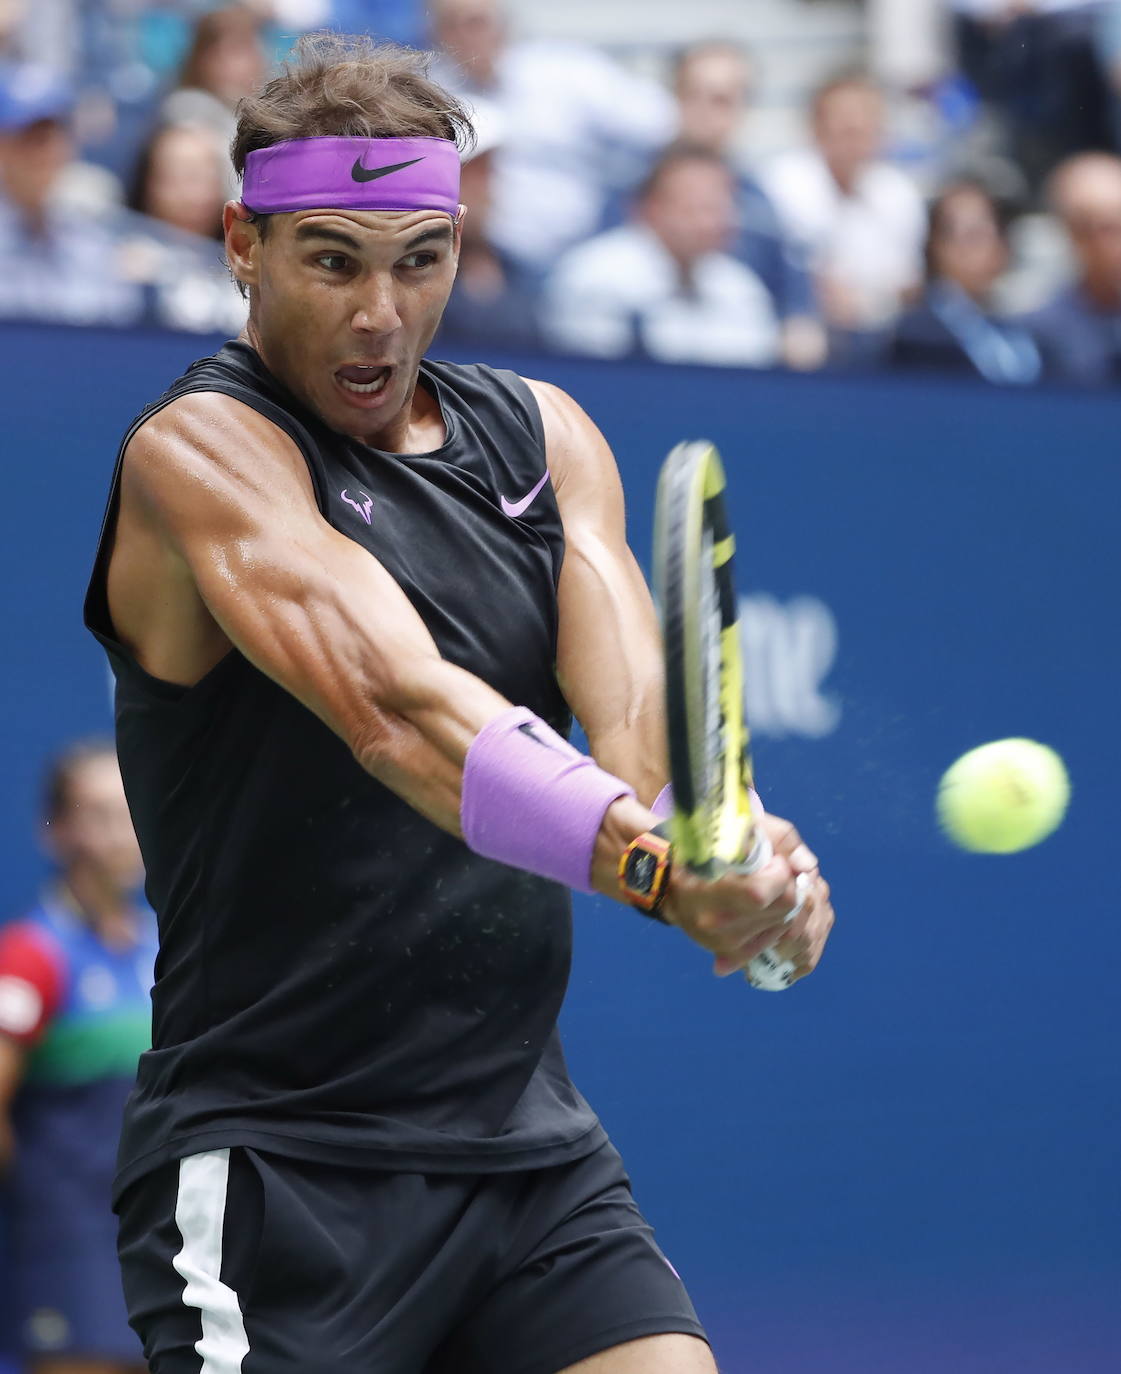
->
[924, 179, 1012, 281]
[635, 143, 733, 204]
[672, 39, 753, 88]
[811, 67, 881, 120]
[178, 4, 262, 95]
[231, 32, 475, 180]
[43, 738, 117, 823]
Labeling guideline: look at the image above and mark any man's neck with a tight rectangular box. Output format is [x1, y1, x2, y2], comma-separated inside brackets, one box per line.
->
[824, 158, 861, 197]
[57, 872, 136, 950]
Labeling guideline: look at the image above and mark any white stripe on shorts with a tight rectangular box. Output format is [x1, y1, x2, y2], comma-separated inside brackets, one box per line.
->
[172, 1149, 251, 1374]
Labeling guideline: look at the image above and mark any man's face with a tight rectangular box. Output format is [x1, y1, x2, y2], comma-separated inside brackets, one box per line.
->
[1060, 175, 1121, 291]
[197, 24, 265, 107]
[146, 126, 224, 238]
[814, 85, 882, 183]
[0, 117, 71, 215]
[45, 755, 142, 891]
[675, 50, 751, 154]
[230, 206, 460, 444]
[642, 160, 736, 266]
[931, 189, 1007, 300]
[432, 0, 505, 74]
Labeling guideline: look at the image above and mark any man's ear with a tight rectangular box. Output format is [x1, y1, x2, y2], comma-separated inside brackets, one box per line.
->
[224, 201, 262, 291]
[452, 205, 467, 267]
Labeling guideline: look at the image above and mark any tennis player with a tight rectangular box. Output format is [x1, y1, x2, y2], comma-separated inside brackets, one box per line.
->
[84, 35, 834, 1374]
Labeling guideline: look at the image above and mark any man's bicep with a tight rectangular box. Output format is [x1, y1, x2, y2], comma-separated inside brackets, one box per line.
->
[125, 400, 445, 753]
[530, 380, 668, 802]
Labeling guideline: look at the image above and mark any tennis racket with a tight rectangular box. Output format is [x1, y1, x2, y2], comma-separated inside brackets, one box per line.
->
[653, 440, 808, 992]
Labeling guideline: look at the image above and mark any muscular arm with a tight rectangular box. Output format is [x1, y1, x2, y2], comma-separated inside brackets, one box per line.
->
[533, 380, 833, 979]
[107, 386, 827, 974]
[108, 393, 513, 834]
[527, 380, 669, 806]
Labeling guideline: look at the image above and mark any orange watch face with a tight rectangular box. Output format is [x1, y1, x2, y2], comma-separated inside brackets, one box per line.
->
[618, 833, 672, 912]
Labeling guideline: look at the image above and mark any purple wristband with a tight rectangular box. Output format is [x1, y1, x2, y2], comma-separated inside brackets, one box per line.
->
[461, 708, 635, 893]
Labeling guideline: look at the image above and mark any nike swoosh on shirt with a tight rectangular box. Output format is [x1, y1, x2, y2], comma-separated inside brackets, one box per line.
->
[500, 470, 551, 518]
[350, 155, 424, 183]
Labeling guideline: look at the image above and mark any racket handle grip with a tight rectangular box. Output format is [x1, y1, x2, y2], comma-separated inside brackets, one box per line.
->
[730, 826, 808, 991]
[745, 947, 798, 992]
[744, 867, 812, 994]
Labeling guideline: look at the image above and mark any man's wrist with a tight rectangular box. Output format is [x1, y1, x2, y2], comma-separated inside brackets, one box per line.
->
[617, 827, 674, 917]
[589, 796, 663, 901]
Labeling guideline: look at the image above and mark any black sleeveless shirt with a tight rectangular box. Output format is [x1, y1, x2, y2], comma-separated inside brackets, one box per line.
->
[84, 342, 604, 1199]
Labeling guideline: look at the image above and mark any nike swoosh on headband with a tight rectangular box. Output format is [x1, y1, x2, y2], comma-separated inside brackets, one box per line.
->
[351, 155, 425, 183]
[500, 470, 551, 519]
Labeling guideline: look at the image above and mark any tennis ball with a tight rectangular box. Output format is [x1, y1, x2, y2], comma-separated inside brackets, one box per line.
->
[936, 738, 1070, 854]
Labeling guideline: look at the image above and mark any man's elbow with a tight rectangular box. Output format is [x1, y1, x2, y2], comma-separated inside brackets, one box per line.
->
[345, 659, 448, 780]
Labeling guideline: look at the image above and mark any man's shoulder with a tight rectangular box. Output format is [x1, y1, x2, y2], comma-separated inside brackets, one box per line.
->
[760, 148, 827, 197]
[893, 297, 957, 343]
[552, 224, 661, 281]
[505, 38, 619, 84]
[124, 343, 277, 443]
[859, 161, 925, 214]
[737, 173, 783, 232]
[1023, 284, 1085, 323]
[423, 358, 546, 440]
[697, 250, 777, 302]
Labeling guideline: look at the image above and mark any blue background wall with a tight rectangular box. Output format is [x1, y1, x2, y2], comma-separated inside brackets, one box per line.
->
[0, 323, 1118, 1371]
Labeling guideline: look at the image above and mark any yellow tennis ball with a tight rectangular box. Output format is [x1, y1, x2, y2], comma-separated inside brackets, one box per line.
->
[936, 739, 1070, 854]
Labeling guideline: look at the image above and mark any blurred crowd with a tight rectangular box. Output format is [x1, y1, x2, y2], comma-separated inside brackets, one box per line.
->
[1, 742, 153, 1372]
[4, 0, 1121, 383]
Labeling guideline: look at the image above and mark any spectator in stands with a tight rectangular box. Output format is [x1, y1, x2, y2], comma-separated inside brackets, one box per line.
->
[429, 0, 675, 277]
[438, 104, 543, 352]
[950, 1, 1117, 194]
[543, 145, 783, 368]
[761, 70, 926, 360]
[887, 180, 1042, 382]
[0, 62, 245, 332]
[162, 4, 268, 202]
[671, 40, 826, 370]
[1025, 151, 1121, 383]
[126, 121, 226, 241]
[0, 739, 153, 1374]
[0, 63, 145, 326]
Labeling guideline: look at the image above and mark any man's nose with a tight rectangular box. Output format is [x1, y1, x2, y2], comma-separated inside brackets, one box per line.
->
[351, 275, 402, 335]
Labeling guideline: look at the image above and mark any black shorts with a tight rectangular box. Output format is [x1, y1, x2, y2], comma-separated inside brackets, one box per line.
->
[116, 1141, 706, 1374]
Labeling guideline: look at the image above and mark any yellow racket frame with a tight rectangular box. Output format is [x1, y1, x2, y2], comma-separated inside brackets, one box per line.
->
[654, 441, 761, 876]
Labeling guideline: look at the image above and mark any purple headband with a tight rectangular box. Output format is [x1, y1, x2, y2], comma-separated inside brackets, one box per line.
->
[241, 136, 461, 215]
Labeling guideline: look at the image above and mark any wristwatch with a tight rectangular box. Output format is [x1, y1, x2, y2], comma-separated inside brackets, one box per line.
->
[618, 828, 673, 918]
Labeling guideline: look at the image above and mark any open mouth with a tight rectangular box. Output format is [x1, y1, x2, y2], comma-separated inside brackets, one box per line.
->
[335, 363, 392, 396]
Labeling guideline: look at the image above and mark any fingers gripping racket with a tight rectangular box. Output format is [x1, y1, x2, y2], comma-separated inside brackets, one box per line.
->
[653, 441, 807, 992]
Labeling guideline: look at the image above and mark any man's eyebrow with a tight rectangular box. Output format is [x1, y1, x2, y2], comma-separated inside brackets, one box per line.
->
[292, 223, 453, 253]
[403, 224, 454, 251]
[293, 224, 364, 251]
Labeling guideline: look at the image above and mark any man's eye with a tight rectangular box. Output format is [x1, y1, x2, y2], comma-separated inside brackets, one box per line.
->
[317, 254, 349, 272]
[401, 251, 438, 270]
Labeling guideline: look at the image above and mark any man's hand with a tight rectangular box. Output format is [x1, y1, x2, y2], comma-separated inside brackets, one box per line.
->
[663, 813, 834, 984]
